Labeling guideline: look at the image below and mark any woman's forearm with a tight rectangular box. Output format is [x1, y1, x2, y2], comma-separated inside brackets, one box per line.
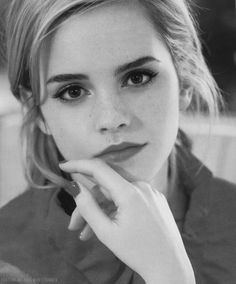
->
[144, 253, 196, 284]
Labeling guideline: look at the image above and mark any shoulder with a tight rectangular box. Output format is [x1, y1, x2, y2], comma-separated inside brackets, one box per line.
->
[0, 187, 55, 232]
[184, 171, 236, 234]
[194, 176, 236, 236]
[181, 155, 236, 283]
[176, 145, 236, 221]
[207, 177, 236, 220]
[0, 187, 59, 278]
[0, 187, 69, 281]
[0, 187, 57, 254]
[0, 189, 35, 235]
[0, 189, 34, 217]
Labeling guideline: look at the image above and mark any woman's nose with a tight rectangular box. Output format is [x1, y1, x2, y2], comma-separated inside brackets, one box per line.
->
[94, 95, 131, 134]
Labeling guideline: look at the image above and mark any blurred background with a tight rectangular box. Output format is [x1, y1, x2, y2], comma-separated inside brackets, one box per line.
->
[0, 0, 236, 207]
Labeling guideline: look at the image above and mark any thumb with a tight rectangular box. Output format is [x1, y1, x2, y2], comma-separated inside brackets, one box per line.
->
[73, 181, 112, 240]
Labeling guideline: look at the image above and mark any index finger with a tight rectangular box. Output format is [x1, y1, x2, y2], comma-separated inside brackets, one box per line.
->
[59, 159, 134, 205]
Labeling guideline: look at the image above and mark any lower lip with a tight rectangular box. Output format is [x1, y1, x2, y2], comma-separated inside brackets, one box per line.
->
[98, 145, 146, 163]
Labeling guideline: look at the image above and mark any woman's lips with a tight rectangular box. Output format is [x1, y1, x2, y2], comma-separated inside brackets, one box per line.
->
[95, 144, 147, 163]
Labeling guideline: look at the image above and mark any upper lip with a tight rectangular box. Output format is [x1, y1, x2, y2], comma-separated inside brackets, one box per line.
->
[94, 142, 147, 157]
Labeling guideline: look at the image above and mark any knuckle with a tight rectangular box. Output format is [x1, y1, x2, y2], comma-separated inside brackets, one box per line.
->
[123, 186, 140, 204]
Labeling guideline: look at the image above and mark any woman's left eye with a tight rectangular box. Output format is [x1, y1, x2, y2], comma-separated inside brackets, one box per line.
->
[122, 70, 158, 87]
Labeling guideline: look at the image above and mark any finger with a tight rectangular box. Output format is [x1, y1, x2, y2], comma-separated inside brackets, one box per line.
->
[68, 184, 111, 231]
[90, 184, 112, 202]
[72, 181, 112, 240]
[68, 207, 86, 231]
[79, 224, 94, 241]
[59, 159, 134, 205]
[73, 172, 100, 190]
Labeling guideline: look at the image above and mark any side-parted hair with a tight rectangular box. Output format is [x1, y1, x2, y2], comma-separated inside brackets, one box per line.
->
[5, 0, 222, 189]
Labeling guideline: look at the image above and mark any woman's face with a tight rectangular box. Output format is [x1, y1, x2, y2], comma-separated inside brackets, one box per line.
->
[40, 1, 180, 184]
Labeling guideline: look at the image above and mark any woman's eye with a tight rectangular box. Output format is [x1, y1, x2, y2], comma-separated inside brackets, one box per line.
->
[53, 84, 89, 102]
[123, 70, 158, 87]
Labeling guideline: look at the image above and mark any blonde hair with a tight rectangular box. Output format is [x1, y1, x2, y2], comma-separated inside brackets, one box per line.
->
[5, 0, 222, 189]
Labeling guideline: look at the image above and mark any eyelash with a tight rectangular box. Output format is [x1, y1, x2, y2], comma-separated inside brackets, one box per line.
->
[122, 69, 158, 88]
[52, 83, 89, 103]
[52, 69, 158, 103]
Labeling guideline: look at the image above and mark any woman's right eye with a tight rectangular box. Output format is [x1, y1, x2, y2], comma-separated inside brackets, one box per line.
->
[52, 84, 89, 102]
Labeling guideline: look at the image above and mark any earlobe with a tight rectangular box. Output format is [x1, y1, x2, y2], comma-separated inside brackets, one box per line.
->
[179, 87, 193, 111]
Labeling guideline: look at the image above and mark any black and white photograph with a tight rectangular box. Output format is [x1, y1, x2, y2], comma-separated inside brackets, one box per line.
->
[0, 0, 236, 283]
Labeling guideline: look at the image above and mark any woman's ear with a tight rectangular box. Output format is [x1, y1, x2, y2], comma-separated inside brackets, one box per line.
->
[179, 87, 193, 111]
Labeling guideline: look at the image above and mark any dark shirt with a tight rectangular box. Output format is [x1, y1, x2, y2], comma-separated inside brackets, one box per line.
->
[0, 150, 236, 284]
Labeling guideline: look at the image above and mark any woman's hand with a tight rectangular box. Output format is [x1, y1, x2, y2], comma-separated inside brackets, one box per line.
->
[59, 159, 195, 284]
[67, 183, 117, 241]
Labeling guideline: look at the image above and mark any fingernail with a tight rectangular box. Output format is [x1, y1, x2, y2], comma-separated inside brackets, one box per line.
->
[63, 181, 81, 198]
[70, 181, 81, 194]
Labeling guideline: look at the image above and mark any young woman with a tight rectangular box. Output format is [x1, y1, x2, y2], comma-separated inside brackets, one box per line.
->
[0, 0, 236, 283]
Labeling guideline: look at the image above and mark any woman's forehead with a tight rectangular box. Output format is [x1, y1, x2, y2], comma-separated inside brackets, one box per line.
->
[43, 1, 170, 77]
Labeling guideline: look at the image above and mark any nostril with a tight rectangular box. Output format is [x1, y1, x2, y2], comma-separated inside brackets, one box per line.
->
[100, 122, 127, 133]
[118, 123, 126, 129]
[100, 127, 108, 133]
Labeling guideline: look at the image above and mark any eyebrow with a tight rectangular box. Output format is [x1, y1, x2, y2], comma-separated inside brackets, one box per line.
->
[47, 73, 89, 85]
[46, 56, 160, 85]
[115, 56, 160, 76]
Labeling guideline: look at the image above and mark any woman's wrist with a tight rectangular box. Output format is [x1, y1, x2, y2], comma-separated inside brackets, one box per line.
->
[145, 269, 195, 284]
[144, 253, 196, 284]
